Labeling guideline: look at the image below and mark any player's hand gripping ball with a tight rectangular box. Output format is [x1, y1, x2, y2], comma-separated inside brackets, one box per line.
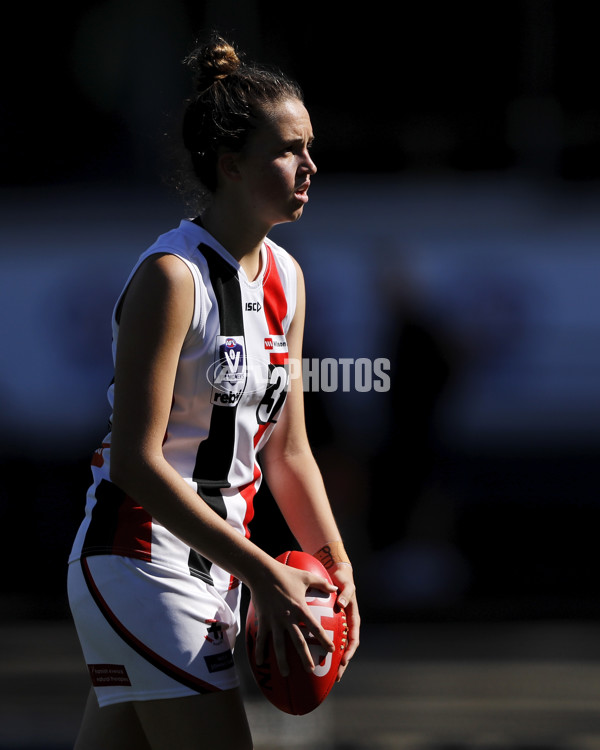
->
[245, 551, 348, 715]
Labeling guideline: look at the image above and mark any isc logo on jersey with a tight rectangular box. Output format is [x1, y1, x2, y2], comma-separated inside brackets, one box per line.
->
[208, 336, 247, 407]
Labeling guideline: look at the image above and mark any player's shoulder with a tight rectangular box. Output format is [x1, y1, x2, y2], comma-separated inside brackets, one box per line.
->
[128, 253, 195, 310]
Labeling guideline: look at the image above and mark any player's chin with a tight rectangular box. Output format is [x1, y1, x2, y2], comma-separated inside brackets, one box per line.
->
[290, 198, 308, 221]
[275, 205, 305, 226]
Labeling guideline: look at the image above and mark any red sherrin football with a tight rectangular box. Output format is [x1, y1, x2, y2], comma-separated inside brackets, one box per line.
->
[245, 550, 348, 715]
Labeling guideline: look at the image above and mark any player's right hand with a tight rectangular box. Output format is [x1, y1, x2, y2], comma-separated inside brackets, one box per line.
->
[249, 561, 337, 676]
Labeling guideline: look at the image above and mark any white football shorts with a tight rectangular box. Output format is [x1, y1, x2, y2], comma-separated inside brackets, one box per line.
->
[67, 555, 242, 707]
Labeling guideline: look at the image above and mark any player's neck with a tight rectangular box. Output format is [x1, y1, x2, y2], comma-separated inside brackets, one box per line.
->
[200, 204, 267, 281]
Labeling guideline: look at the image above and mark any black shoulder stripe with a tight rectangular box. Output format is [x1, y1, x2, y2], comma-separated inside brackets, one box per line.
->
[192, 243, 244, 488]
[189, 244, 246, 583]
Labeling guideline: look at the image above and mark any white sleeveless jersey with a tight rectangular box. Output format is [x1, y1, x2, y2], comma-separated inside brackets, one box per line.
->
[69, 220, 297, 592]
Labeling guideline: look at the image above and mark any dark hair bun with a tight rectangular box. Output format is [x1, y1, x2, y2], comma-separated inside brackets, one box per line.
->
[179, 31, 303, 200]
[184, 35, 242, 93]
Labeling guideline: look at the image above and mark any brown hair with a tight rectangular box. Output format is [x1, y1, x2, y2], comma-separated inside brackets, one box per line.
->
[181, 33, 303, 196]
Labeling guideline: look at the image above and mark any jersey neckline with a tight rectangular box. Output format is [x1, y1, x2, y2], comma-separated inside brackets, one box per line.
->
[181, 219, 269, 289]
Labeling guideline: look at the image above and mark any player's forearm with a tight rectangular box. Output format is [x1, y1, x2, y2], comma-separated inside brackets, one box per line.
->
[261, 446, 344, 556]
[109, 450, 275, 587]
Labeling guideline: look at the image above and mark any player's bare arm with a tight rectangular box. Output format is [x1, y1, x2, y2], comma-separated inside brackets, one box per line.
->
[260, 257, 360, 678]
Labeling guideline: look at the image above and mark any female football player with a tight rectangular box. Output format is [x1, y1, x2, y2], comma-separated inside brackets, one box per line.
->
[67, 32, 359, 749]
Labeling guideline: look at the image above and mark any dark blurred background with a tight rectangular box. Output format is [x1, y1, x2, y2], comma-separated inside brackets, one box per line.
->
[2, 0, 600, 624]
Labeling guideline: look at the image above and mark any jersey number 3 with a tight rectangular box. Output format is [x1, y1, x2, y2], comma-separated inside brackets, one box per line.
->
[257, 365, 289, 425]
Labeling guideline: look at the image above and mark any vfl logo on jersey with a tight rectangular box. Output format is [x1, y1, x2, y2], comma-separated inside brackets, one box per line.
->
[264, 335, 288, 352]
[207, 336, 247, 407]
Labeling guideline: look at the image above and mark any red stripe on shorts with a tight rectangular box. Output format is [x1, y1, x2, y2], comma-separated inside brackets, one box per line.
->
[81, 558, 220, 694]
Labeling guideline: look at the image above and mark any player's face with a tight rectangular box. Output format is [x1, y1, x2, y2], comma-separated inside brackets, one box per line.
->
[236, 98, 317, 227]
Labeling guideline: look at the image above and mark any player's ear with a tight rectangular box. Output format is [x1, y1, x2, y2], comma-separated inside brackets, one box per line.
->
[217, 152, 243, 182]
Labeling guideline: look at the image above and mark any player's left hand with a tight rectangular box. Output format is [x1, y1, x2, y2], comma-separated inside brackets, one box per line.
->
[329, 562, 359, 682]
